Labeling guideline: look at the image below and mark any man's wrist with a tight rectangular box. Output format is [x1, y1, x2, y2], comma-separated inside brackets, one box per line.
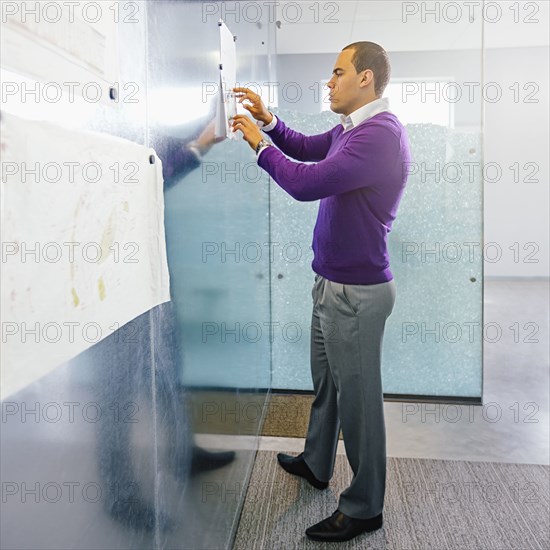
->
[262, 112, 274, 126]
[258, 113, 277, 133]
[255, 138, 270, 153]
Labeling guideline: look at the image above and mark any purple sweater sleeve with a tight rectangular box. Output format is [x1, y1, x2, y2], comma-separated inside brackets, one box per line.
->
[264, 116, 334, 162]
[258, 121, 401, 202]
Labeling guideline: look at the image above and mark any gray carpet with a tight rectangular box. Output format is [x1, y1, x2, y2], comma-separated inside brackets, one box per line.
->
[233, 451, 549, 549]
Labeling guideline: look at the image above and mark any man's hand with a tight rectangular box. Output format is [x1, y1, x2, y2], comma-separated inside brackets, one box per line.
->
[233, 87, 273, 126]
[195, 118, 225, 155]
[231, 115, 263, 151]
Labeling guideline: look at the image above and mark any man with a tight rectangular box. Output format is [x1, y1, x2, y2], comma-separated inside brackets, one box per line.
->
[231, 41, 411, 542]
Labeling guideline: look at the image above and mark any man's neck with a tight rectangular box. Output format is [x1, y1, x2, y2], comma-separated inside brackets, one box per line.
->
[342, 96, 380, 117]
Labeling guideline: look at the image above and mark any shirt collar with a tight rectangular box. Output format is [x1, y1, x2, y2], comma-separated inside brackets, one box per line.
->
[340, 97, 392, 133]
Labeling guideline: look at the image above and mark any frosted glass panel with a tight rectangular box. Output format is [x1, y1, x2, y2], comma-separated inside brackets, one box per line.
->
[384, 125, 483, 396]
[161, 136, 271, 390]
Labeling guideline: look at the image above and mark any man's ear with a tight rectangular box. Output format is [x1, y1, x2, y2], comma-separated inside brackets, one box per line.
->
[359, 69, 373, 88]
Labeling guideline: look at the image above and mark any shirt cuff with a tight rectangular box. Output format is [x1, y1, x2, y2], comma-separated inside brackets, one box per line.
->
[187, 142, 202, 161]
[258, 114, 277, 132]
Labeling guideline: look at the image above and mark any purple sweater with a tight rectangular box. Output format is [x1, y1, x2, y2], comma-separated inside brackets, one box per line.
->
[257, 112, 411, 285]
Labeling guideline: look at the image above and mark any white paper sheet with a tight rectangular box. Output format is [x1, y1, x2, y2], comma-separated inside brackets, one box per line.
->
[0, 112, 170, 399]
[215, 19, 239, 140]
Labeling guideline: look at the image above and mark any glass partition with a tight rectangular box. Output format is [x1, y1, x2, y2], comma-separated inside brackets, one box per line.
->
[147, 2, 272, 548]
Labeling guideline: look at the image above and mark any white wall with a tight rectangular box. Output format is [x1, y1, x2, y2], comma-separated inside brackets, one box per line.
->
[483, 46, 549, 277]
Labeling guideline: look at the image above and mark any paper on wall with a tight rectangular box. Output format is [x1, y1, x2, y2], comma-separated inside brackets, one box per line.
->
[215, 19, 239, 141]
[0, 112, 170, 399]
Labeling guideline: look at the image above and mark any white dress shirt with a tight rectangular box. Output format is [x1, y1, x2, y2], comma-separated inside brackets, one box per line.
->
[338, 96, 392, 133]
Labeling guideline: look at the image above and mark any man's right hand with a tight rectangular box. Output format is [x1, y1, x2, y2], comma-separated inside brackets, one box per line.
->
[233, 87, 273, 126]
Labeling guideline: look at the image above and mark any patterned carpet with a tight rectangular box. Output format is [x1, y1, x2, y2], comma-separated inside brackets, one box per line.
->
[261, 394, 319, 438]
[233, 451, 549, 549]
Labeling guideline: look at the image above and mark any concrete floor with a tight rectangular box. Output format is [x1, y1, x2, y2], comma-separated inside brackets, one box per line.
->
[259, 278, 550, 465]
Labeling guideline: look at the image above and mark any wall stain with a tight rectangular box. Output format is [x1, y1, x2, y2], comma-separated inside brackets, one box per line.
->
[98, 277, 106, 301]
[71, 287, 80, 307]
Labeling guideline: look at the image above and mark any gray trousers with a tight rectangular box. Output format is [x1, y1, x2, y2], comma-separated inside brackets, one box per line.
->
[303, 273, 396, 519]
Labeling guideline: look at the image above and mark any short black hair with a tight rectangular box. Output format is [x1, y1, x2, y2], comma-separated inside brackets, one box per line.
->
[342, 42, 391, 97]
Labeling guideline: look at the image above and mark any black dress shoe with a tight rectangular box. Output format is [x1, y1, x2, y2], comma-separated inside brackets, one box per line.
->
[306, 509, 383, 542]
[190, 446, 236, 474]
[276, 452, 328, 490]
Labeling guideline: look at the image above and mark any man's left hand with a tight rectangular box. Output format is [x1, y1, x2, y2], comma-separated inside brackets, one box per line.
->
[231, 115, 263, 151]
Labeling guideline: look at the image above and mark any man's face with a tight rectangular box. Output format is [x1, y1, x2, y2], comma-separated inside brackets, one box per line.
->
[326, 49, 372, 116]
